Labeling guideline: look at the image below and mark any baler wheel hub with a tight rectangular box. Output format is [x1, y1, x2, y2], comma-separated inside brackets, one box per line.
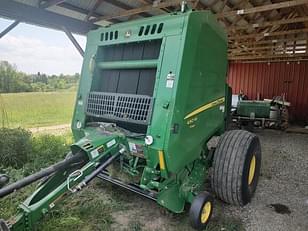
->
[189, 192, 214, 230]
[248, 155, 256, 185]
[201, 202, 212, 223]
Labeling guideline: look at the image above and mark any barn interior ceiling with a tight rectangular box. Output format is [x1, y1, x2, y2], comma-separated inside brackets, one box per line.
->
[0, 0, 307, 62]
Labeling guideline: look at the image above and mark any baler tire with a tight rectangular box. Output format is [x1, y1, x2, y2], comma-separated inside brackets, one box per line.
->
[0, 219, 9, 231]
[189, 192, 213, 230]
[211, 130, 261, 206]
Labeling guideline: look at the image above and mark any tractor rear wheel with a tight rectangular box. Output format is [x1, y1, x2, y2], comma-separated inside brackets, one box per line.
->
[189, 192, 214, 230]
[211, 130, 261, 206]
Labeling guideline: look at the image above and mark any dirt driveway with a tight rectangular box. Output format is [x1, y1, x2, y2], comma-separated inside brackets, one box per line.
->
[28, 124, 70, 135]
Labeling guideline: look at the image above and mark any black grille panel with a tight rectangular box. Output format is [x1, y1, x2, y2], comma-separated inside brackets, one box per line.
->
[98, 39, 162, 62]
[86, 92, 154, 125]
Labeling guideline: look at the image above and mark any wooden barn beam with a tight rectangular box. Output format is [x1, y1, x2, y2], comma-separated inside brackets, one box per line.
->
[229, 28, 308, 40]
[229, 49, 307, 58]
[235, 58, 308, 63]
[229, 52, 308, 60]
[57, 2, 120, 23]
[229, 37, 308, 47]
[227, 16, 308, 31]
[92, 0, 189, 22]
[85, 0, 104, 21]
[91, 0, 152, 21]
[229, 46, 307, 53]
[225, 0, 252, 29]
[39, 0, 66, 9]
[218, 0, 308, 18]
[136, 0, 168, 13]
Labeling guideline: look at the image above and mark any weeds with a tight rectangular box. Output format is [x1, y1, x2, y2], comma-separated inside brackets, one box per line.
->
[0, 129, 114, 231]
[39, 187, 114, 231]
[0, 128, 32, 168]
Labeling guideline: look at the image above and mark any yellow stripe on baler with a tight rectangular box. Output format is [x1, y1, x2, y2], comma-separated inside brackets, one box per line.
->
[158, 150, 165, 170]
[184, 97, 225, 120]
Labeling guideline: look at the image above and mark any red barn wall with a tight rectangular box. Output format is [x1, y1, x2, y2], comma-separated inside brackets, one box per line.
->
[227, 61, 308, 122]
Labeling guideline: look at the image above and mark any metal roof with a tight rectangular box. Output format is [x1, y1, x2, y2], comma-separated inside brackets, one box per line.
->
[0, 0, 308, 62]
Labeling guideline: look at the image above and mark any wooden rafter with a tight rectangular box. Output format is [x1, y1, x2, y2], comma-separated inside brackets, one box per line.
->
[217, 0, 308, 18]
[22, 0, 308, 61]
[227, 16, 308, 31]
[92, 0, 192, 22]
[229, 36, 308, 47]
[229, 45, 307, 53]
[230, 43, 307, 50]
[230, 56, 308, 64]
[225, 0, 250, 28]
[229, 52, 308, 60]
[230, 50, 308, 58]
[39, 0, 66, 8]
[85, 0, 103, 21]
[229, 28, 308, 40]
[136, 0, 169, 13]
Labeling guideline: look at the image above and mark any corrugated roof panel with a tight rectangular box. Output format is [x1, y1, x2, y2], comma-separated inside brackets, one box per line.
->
[94, 1, 145, 23]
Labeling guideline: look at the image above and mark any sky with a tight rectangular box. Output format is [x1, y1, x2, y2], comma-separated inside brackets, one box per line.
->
[0, 17, 87, 75]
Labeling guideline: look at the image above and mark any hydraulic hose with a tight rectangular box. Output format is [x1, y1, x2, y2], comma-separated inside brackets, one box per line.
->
[73, 148, 124, 192]
[0, 152, 86, 198]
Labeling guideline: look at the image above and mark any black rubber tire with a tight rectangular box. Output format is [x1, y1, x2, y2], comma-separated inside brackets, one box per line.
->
[189, 192, 214, 230]
[0, 219, 9, 231]
[211, 130, 261, 206]
[280, 107, 289, 130]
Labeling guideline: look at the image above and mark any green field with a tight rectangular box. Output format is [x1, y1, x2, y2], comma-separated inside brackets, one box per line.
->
[0, 91, 76, 128]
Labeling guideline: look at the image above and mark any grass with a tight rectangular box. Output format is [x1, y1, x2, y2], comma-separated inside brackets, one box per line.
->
[0, 128, 245, 230]
[0, 91, 76, 128]
[0, 127, 245, 231]
[0, 130, 116, 231]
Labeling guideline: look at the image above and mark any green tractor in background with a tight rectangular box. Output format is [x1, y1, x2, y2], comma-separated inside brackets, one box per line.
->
[0, 8, 261, 231]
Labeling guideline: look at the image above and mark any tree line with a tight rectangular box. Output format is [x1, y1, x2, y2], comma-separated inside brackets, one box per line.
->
[0, 60, 80, 93]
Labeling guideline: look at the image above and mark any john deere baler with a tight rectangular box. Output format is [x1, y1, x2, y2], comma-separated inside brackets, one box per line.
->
[0, 9, 261, 231]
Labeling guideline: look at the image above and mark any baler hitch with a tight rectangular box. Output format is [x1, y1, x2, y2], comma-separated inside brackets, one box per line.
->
[0, 152, 85, 198]
[0, 145, 124, 231]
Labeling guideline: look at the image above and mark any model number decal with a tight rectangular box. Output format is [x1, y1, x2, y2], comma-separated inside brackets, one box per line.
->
[107, 139, 116, 148]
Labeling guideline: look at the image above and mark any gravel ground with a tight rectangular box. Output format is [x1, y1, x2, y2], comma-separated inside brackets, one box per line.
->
[222, 129, 308, 231]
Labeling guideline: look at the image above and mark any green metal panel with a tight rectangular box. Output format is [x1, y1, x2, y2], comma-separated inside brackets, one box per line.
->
[237, 100, 271, 118]
[96, 59, 158, 69]
[162, 12, 228, 173]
